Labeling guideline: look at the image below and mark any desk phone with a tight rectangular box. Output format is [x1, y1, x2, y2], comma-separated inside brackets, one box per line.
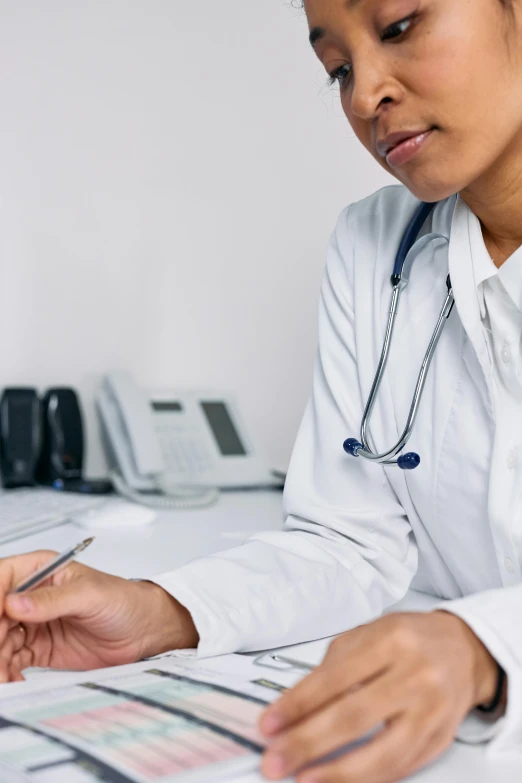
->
[96, 372, 281, 505]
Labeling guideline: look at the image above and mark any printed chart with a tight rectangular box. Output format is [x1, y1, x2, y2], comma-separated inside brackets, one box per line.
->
[0, 665, 270, 783]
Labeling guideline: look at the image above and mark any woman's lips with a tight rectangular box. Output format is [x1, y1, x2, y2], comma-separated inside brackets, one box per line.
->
[385, 130, 434, 167]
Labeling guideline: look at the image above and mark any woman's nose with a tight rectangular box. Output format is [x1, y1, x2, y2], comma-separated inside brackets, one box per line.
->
[349, 59, 402, 122]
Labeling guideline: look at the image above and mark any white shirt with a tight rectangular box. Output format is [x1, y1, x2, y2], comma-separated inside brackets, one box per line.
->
[470, 213, 522, 568]
[152, 187, 522, 758]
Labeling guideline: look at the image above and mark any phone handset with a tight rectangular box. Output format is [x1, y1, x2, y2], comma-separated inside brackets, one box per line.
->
[97, 372, 219, 509]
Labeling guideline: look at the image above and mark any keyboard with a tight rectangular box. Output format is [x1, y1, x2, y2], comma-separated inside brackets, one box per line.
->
[0, 488, 105, 545]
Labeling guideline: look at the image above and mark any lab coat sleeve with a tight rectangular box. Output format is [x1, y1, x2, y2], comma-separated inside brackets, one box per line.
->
[436, 587, 522, 757]
[152, 204, 419, 657]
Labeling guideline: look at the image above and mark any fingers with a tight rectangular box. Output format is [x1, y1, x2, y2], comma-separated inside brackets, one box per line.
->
[0, 552, 61, 623]
[0, 623, 28, 683]
[0, 623, 27, 658]
[407, 724, 455, 775]
[8, 667, 26, 683]
[0, 663, 23, 684]
[5, 580, 93, 624]
[293, 713, 450, 783]
[0, 616, 9, 646]
[260, 631, 386, 736]
[261, 673, 402, 780]
[11, 642, 35, 670]
[0, 615, 34, 650]
[0, 551, 59, 596]
[259, 612, 475, 783]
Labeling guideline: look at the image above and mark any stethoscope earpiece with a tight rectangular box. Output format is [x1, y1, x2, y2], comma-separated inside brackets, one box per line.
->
[343, 439, 363, 457]
[343, 440, 420, 470]
[397, 453, 421, 470]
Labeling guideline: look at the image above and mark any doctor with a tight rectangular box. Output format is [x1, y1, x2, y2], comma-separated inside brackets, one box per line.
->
[2, 0, 522, 779]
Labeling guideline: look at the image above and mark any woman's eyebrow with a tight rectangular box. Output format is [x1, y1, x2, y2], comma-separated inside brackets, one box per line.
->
[310, 0, 365, 47]
[309, 27, 325, 47]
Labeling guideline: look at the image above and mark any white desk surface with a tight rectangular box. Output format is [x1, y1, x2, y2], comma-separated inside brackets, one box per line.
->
[1, 490, 521, 782]
[1, 490, 285, 578]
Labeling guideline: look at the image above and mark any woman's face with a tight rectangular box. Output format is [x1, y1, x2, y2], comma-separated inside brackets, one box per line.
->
[304, 0, 522, 203]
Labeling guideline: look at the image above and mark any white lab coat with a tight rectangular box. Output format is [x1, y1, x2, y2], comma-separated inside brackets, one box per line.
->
[154, 186, 522, 757]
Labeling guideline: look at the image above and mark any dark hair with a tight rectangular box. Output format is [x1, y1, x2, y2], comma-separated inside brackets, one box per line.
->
[293, 0, 513, 10]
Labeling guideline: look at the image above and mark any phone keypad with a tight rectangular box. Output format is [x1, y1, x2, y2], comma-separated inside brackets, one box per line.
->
[158, 434, 214, 475]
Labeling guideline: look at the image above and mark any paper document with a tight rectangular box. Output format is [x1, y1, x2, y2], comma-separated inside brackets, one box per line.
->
[0, 655, 302, 783]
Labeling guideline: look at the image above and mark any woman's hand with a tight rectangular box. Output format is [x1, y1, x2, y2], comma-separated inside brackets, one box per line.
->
[0, 550, 199, 682]
[259, 611, 500, 783]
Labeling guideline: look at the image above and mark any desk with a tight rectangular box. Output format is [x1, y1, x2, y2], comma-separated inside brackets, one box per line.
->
[1, 491, 285, 578]
[1, 490, 521, 782]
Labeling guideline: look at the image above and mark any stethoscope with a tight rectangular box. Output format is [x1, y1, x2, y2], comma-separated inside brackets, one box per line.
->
[343, 201, 455, 471]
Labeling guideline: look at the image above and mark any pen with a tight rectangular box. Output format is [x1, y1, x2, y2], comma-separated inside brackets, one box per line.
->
[12, 537, 95, 594]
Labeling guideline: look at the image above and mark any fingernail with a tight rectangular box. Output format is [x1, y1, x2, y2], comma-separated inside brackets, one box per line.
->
[263, 752, 287, 777]
[7, 595, 32, 613]
[261, 712, 284, 735]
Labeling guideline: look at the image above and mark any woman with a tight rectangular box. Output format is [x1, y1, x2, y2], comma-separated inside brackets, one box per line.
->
[1, 0, 522, 780]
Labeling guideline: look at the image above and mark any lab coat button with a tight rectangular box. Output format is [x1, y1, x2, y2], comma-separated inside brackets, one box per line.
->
[507, 449, 518, 469]
[504, 557, 514, 573]
[501, 345, 511, 363]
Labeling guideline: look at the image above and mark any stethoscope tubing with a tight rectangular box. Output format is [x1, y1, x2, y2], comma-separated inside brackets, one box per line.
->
[344, 201, 455, 469]
[354, 281, 454, 465]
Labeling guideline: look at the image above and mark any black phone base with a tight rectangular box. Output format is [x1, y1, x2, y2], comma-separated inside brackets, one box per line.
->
[45, 478, 114, 495]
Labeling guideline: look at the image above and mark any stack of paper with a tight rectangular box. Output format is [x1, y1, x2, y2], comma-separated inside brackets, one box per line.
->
[0, 653, 303, 783]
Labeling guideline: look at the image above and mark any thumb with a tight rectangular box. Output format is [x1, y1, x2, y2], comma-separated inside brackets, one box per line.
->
[5, 583, 88, 623]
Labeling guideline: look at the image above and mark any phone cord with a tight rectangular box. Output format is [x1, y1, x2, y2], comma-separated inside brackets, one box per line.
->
[110, 471, 220, 510]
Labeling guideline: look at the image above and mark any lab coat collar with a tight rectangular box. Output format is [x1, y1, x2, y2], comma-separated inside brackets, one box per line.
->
[497, 249, 522, 314]
[448, 195, 494, 387]
[467, 209, 497, 319]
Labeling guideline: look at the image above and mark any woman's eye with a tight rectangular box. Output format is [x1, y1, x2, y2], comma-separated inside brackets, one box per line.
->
[328, 64, 352, 88]
[381, 16, 413, 42]
[327, 15, 415, 89]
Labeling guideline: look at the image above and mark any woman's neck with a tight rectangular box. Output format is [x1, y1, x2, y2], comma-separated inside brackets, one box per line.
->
[480, 229, 520, 269]
[460, 155, 522, 269]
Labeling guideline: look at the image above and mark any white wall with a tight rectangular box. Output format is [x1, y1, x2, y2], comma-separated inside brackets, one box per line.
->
[0, 0, 394, 475]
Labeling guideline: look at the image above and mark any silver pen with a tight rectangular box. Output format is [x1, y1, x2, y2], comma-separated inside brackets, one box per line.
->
[13, 538, 95, 594]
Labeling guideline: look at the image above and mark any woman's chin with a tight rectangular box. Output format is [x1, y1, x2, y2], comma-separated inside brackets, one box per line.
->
[401, 175, 461, 204]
